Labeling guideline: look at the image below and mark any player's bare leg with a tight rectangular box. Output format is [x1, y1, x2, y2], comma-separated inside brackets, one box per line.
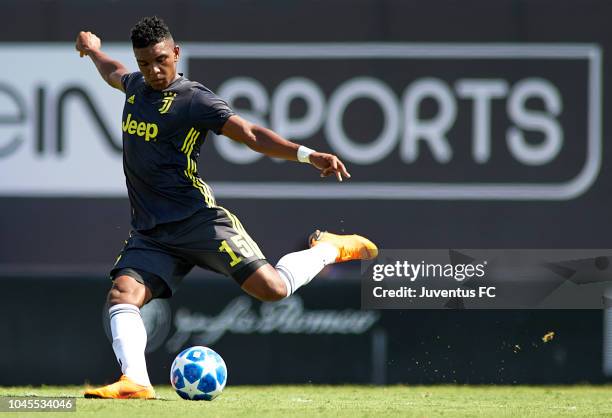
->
[84, 276, 156, 399]
[241, 264, 288, 301]
[241, 231, 378, 300]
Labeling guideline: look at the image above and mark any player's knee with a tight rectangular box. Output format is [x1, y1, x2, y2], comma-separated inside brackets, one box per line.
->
[257, 281, 287, 302]
[242, 272, 288, 302]
[107, 275, 149, 307]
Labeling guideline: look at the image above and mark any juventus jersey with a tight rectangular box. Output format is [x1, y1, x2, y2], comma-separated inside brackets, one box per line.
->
[120, 72, 234, 230]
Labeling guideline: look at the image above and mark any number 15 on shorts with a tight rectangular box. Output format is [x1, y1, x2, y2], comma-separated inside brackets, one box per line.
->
[219, 235, 255, 267]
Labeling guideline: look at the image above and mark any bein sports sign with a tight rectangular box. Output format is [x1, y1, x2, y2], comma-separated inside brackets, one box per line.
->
[0, 43, 601, 200]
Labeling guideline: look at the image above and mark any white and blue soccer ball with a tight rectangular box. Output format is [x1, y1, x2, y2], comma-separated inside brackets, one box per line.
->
[170, 346, 227, 400]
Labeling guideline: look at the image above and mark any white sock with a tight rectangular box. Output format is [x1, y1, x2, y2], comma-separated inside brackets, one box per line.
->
[275, 242, 338, 297]
[109, 304, 151, 387]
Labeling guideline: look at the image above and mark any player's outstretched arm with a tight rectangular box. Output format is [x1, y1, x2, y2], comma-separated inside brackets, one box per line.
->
[221, 115, 351, 182]
[75, 31, 129, 92]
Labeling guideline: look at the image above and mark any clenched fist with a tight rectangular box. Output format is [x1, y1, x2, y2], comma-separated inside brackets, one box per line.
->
[75, 31, 101, 57]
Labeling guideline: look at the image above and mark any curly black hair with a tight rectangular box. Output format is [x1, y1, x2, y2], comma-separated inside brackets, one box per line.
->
[130, 16, 173, 48]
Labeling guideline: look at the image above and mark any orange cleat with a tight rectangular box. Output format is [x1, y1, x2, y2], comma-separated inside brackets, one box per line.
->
[309, 230, 378, 263]
[84, 375, 156, 399]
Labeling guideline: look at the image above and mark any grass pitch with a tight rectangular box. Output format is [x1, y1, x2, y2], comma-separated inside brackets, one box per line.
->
[1, 385, 611, 417]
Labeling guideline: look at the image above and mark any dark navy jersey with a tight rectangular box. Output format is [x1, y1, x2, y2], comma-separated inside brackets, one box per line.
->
[120, 72, 234, 230]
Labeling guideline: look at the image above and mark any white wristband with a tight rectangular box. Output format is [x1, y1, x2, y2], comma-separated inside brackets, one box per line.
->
[297, 145, 316, 164]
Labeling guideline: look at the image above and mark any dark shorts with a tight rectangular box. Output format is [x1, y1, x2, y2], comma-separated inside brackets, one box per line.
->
[110, 206, 268, 298]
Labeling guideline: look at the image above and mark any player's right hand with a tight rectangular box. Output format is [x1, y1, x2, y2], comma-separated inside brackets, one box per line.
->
[75, 31, 101, 57]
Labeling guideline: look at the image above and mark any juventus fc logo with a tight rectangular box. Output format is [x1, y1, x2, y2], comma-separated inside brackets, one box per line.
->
[158, 92, 177, 114]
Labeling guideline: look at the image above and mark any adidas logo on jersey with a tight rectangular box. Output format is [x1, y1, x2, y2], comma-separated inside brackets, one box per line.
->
[127, 95, 135, 104]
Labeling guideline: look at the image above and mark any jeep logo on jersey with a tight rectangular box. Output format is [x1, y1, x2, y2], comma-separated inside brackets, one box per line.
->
[183, 43, 602, 200]
[122, 113, 159, 141]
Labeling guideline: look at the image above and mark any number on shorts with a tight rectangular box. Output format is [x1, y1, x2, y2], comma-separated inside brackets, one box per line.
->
[231, 235, 254, 258]
[219, 235, 259, 267]
[219, 239, 242, 267]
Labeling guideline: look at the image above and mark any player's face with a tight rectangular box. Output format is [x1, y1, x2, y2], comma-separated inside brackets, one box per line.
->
[133, 39, 179, 91]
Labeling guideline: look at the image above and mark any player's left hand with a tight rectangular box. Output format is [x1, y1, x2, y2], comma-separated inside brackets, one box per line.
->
[309, 152, 351, 182]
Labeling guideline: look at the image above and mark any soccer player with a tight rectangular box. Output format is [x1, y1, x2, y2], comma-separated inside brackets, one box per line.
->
[77, 16, 377, 399]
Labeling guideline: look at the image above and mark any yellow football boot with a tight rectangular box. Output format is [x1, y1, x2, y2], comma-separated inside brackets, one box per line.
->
[84, 375, 156, 399]
[309, 230, 378, 262]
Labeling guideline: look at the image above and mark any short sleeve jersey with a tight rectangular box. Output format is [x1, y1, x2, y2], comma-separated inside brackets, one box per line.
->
[120, 72, 234, 230]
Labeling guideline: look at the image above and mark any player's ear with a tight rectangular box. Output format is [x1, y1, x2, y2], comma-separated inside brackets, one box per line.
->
[173, 45, 180, 62]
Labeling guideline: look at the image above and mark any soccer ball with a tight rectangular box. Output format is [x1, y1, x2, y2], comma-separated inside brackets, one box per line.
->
[170, 346, 227, 400]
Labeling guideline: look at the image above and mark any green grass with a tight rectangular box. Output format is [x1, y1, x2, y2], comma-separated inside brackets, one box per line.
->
[1, 385, 612, 417]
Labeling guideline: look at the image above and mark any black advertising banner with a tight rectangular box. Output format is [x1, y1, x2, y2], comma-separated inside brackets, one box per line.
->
[0, 276, 605, 385]
[189, 44, 600, 200]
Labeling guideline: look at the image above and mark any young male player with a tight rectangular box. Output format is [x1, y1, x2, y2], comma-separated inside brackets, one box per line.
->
[76, 16, 377, 399]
